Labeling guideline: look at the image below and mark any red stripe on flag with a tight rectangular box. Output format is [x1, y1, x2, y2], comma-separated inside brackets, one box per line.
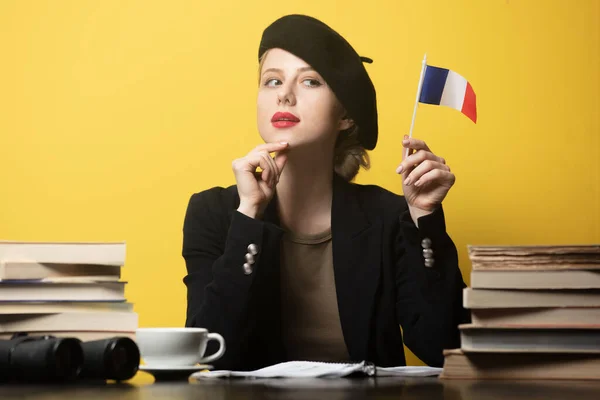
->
[461, 82, 477, 123]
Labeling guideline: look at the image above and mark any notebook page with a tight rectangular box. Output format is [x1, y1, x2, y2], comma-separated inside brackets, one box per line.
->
[192, 361, 369, 379]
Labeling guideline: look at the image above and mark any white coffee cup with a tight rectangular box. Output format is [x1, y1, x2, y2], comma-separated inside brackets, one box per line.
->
[136, 327, 226, 367]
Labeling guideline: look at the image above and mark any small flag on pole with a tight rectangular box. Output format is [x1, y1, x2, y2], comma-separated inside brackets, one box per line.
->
[419, 64, 477, 123]
[405, 54, 477, 160]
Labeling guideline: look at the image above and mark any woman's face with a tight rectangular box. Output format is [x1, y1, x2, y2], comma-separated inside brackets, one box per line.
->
[257, 48, 352, 148]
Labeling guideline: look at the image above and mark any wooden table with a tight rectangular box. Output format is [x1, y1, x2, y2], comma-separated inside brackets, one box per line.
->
[1, 376, 599, 399]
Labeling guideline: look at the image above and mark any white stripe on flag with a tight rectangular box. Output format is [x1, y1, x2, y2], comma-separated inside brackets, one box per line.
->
[440, 71, 467, 111]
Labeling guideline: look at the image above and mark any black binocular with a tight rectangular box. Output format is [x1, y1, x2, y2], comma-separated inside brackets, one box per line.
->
[0, 333, 140, 383]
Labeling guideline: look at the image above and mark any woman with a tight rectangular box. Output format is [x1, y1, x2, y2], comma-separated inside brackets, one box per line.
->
[182, 14, 470, 370]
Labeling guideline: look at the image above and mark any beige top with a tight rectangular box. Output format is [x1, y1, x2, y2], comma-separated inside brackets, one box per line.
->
[280, 227, 350, 362]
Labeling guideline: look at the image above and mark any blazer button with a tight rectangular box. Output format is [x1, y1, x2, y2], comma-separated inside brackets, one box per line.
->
[421, 238, 432, 249]
[244, 253, 255, 264]
[243, 263, 253, 275]
[423, 248, 434, 258]
[424, 258, 435, 268]
[247, 244, 259, 256]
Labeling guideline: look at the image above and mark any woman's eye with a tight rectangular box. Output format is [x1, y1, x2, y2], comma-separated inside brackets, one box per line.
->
[264, 78, 281, 87]
[302, 79, 322, 88]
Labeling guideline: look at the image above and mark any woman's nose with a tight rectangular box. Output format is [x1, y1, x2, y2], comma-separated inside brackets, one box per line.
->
[277, 83, 296, 106]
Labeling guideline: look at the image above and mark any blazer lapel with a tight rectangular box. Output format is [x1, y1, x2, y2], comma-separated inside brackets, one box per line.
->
[331, 175, 382, 362]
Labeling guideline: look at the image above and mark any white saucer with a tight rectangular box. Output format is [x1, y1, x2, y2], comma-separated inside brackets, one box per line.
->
[140, 364, 213, 372]
[139, 364, 213, 381]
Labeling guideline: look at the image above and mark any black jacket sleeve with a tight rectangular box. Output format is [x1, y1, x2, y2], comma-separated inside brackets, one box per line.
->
[182, 188, 284, 369]
[394, 206, 471, 367]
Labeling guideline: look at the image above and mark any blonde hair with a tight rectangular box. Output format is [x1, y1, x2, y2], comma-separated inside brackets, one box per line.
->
[334, 125, 370, 181]
[258, 50, 371, 182]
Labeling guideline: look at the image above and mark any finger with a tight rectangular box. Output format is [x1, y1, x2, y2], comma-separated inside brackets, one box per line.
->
[413, 169, 456, 188]
[398, 135, 416, 173]
[246, 151, 275, 187]
[402, 137, 431, 153]
[243, 152, 273, 183]
[408, 149, 445, 167]
[259, 152, 277, 187]
[262, 151, 280, 186]
[257, 179, 273, 198]
[274, 150, 288, 179]
[265, 151, 280, 187]
[397, 148, 446, 175]
[404, 160, 450, 186]
[269, 155, 278, 187]
[397, 149, 428, 176]
[234, 152, 266, 172]
[253, 142, 289, 154]
[259, 157, 271, 185]
[260, 167, 270, 185]
[400, 134, 415, 162]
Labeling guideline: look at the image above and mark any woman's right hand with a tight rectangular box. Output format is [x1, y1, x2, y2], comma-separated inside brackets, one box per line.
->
[232, 142, 289, 219]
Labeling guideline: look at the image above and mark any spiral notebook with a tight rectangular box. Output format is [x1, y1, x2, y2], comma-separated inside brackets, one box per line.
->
[191, 361, 442, 379]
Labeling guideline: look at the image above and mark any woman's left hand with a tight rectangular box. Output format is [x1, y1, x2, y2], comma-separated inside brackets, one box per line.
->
[396, 135, 455, 220]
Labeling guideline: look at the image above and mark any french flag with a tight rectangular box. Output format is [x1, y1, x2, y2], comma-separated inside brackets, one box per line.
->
[419, 65, 477, 123]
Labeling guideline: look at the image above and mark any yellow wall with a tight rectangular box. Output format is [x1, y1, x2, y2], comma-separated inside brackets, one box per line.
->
[1, 0, 598, 372]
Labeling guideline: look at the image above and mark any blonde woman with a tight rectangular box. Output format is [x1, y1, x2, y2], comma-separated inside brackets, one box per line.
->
[182, 14, 470, 370]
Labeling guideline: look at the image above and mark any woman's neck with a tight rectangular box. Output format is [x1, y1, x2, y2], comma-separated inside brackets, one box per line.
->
[275, 144, 334, 235]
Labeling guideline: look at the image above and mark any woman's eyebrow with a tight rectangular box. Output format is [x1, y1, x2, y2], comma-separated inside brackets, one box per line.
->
[262, 66, 315, 76]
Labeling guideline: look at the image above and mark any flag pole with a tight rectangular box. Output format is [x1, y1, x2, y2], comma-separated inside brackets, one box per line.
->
[405, 53, 428, 160]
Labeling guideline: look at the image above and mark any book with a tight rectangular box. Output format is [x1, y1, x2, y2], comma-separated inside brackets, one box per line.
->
[0, 281, 126, 302]
[440, 348, 600, 380]
[467, 245, 600, 270]
[190, 361, 442, 379]
[459, 323, 600, 353]
[468, 245, 600, 257]
[0, 330, 136, 341]
[0, 241, 126, 266]
[0, 301, 133, 314]
[0, 311, 138, 332]
[0, 262, 121, 281]
[463, 288, 600, 308]
[470, 307, 600, 326]
[441, 380, 600, 399]
[470, 269, 600, 289]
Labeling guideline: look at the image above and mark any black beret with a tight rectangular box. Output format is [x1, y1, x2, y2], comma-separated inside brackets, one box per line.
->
[258, 14, 378, 150]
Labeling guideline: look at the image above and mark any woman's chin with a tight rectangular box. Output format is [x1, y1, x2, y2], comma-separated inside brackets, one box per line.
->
[260, 130, 295, 145]
[259, 128, 324, 149]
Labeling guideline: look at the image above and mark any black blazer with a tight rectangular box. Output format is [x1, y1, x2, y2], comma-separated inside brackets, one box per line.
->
[182, 174, 470, 370]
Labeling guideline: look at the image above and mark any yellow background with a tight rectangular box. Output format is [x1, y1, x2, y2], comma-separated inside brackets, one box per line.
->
[1, 0, 598, 379]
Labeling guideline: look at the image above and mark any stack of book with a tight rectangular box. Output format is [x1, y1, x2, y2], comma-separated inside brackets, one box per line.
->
[440, 244, 600, 380]
[0, 240, 137, 341]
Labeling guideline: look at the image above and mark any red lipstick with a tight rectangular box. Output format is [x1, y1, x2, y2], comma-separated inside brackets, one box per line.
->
[271, 112, 300, 128]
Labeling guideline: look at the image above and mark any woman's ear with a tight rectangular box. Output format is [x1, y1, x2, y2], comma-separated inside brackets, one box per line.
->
[339, 116, 355, 131]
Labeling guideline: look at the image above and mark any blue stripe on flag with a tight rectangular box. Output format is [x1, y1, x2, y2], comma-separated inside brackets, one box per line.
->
[419, 66, 449, 105]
